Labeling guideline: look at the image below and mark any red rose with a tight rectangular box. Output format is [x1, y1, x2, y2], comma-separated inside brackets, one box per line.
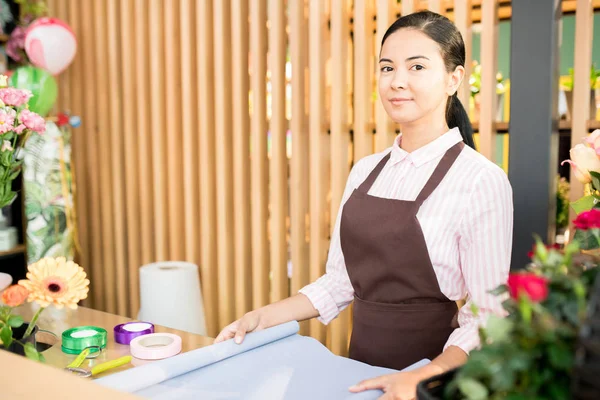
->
[573, 209, 600, 230]
[507, 273, 549, 302]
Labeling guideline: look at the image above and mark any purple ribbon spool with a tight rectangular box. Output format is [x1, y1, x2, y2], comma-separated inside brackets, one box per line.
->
[114, 322, 155, 345]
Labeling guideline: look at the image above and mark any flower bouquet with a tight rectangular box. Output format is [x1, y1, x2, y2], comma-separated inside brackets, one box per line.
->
[0, 74, 46, 209]
[561, 129, 600, 252]
[417, 240, 599, 399]
[0, 257, 89, 361]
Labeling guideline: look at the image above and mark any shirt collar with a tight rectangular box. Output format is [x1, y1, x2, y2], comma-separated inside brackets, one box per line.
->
[389, 127, 463, 167]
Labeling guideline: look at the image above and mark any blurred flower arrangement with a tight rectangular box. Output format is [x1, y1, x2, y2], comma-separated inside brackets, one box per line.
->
[6, 0, 47, 65]
[0, 74, 46, 208]
[561, 129, 600, 251]
[443, 238, 599, 399]
[0, 257, 89, 361]
[469, 60, 507, 98]
[560, 64, 600, 92]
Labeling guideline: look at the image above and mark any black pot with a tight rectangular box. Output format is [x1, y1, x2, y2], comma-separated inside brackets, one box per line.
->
[416, 368, 459, 400]
[4, 323, 38, 356]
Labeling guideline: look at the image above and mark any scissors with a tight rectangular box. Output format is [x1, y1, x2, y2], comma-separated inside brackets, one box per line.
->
[65, 346, 132, 378]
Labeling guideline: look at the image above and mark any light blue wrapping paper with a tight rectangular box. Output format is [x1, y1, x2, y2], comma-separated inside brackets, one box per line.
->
[95, 321, 429, 399]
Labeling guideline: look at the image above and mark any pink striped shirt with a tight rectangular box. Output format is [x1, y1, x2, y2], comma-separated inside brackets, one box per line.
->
[299, 127, 513, 355]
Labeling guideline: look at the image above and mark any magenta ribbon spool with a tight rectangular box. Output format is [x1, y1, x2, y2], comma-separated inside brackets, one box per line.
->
[114, 322, 155, 345]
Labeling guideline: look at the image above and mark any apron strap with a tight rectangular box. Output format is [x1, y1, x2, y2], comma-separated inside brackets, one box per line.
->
[357, 152, 392, 194]
[414, 142, 464, 207]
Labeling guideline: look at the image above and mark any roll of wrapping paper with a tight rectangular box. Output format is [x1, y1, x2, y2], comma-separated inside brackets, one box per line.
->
[114, 322, 155, 345]
[62, 326, 107, 354]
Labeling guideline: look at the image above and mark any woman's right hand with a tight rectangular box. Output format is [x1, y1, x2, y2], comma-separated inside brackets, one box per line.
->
[214, 311, 266, 344]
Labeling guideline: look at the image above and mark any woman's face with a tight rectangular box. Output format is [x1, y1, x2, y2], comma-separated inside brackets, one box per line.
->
[378, 28, 463, 126]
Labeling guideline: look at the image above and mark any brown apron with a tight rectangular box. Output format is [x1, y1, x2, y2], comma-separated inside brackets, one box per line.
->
[341, 141, 463, 371]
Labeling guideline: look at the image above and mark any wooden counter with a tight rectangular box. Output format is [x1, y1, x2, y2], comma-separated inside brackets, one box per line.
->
[0, 303, 215, 398]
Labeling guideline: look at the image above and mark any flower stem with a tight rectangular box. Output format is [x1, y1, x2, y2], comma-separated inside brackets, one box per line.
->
[23, 307, 44, 338]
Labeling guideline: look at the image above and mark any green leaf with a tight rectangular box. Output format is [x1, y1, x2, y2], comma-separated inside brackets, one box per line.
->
[24, 343, 40, 361]
[489, 284, 508, 296]
[548, 344, 573, 369]
[38, 352, 45, 363]
[0, 324, 12, 348]
[590, 171, 600, 191]
[8, 170, 20, 180]
[571, 195, 596, 214]
[485, 315, 513, 342]
[457, 378, 489, 400]
[1, 151, 11, 167]
[547, 380, 570, 400]
[504, 395, 530, 400]
[7, 315, 23, 328]
[573, 229, 600, 250]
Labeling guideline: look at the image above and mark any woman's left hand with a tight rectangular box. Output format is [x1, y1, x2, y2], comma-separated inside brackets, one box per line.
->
[348, 370, 424, 400]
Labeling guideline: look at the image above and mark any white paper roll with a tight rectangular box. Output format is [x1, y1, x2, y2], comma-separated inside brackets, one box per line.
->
[137, 261, 207, 336]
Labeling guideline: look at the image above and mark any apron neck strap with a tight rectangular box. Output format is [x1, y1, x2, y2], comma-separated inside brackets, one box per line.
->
[357, 152, 392, 193]
[414, 141, 464, 207]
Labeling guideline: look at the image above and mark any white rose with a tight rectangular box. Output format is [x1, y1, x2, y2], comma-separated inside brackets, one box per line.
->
[563, 143, 600, 184]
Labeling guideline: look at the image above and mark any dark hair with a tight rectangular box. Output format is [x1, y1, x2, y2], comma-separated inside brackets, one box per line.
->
[381, 11, 475, 149]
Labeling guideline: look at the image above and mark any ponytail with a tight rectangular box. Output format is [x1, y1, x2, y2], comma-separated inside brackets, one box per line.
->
[446, 93, 475, 149]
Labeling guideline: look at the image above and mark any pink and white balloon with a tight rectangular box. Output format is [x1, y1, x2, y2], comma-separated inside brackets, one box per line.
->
[24, 18, 77, 76]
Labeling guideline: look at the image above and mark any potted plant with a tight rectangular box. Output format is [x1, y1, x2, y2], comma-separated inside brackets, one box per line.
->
[561, 64, 600, 121]
[468, 60, 507, 122]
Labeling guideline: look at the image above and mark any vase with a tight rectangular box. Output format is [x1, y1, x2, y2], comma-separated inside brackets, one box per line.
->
[4, 323, 38, 356]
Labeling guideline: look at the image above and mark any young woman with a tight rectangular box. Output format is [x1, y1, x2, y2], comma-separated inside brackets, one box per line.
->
[216, 10, 513, 399]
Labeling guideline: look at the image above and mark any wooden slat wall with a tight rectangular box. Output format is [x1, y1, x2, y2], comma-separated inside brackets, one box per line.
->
[268, 0, 289, 305]
[354, 0, 375, 160]
[290, 0, 310, 336]
[329, 0, 351, 357]
[375, 0, 395, 152]
[454, 0, 473, 109]
[197, 0, 218, 335]
[308, 0, 329, 344]
[213, 0, 235, 329]
[232, 0, 252, 320]
[250, 0, 270, 311]
[43, 0, 555, 354]
[478, 0, 499, 159]
[569, 0, 595, 228]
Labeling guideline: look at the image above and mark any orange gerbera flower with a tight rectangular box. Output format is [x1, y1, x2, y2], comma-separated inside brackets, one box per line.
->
[19, 257, 89, 309]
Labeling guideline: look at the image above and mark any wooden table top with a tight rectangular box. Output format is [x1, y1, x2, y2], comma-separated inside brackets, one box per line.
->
[11, 303, 215, 379]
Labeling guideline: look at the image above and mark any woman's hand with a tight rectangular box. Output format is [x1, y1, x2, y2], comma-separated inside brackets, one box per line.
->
[214, 294, 320, 345]
[214, 310, 266, 344]
[349, 366, 441, 400]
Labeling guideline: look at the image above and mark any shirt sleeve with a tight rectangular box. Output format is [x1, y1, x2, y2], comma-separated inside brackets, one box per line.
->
[444, 166, 514, 354]
[298, 159, 368, 325]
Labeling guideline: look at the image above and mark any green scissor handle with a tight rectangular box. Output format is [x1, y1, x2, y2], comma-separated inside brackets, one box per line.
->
[66, 347, 91, 368]
[90, 355, 132, 376]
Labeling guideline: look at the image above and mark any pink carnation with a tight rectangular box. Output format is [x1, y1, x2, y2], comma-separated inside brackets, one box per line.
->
[13, 124, 26, 134]
[0, 108, 15, 133]
[0, 88, 33, 107]
[18, 109, 45, 133]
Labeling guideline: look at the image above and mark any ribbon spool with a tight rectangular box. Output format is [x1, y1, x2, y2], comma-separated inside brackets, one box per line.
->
[114, 322, 155, 345]
[129, 333, 182, 360]
[62, 326, 107, 354]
